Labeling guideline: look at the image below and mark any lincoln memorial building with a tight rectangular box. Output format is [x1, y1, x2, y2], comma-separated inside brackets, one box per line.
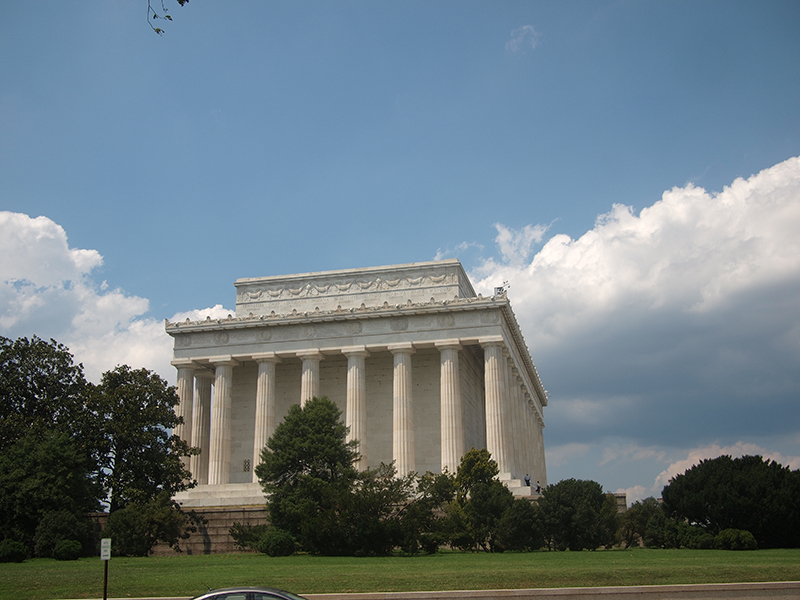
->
[167, 260, 548, 507]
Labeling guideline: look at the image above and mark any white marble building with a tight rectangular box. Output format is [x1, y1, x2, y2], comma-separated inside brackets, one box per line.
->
[167, 260, 548, 507]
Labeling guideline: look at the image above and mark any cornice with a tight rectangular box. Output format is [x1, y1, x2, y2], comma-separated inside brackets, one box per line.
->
[165, 293, 504, 334]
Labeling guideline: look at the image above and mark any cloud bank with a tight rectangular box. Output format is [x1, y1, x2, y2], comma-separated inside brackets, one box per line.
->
[470, 156, 800, 497]
[0, 212, 230, 383]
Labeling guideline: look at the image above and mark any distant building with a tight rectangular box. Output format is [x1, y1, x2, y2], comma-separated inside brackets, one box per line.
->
[166, 260, 548, 507]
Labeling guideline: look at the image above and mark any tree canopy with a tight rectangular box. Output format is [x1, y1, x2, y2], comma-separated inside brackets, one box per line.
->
[91, 365, 195, 512]
[0, 336, 197, 556]
[256, 396, 420, 555]
[538, 478, 617, 551]
[661, 454, 800, 548]
[0, 431, 100, 549]
[0, 336, 95, 455]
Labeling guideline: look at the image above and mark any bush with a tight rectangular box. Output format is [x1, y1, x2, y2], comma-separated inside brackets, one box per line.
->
[0, 539, 27, 563]
[229, 522, 270, 551]
[496, 498, 544, 551]
[255, 528, 296, 557]
[53, 539, 82, 561]
[716, 528, 758, 550]
[100, 492, 198, 557]
[34, 510, 94, 558]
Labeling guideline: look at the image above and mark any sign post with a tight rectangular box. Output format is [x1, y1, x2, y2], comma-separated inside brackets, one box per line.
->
[100, 538, 111, 600]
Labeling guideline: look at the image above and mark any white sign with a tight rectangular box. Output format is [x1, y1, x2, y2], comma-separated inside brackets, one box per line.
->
[100, 538, 111, 561]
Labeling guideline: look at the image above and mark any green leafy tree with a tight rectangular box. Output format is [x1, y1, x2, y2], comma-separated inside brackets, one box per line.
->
[100, 491, 199, 556]
[441, 448, 515, 552]
[661, 455, 800, 548]
[496, 498, 544, 551]
[256, 397, 420, 556]
[256, 396, 360, 555]
[642, 508, 714, 549]
[0, 431, 100, 551]
[343, 462, 416, 556]
[92, 365, 195, 512]
[618, 497, 661, 548]
[538, 479, 618, 551]
[398, 470, 455, 554]
[0, 336, 96, 456]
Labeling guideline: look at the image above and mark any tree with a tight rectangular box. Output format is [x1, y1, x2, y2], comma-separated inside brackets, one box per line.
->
[0, 336, 95, 456]
[496, 498, 544, 552]
[440, 448, 516, 552]
[618, 497, 661, 548]
[91, 365, 195, 512]
[538, 479, 617, 551]
[0, 431, 100, 552]
[255, 396, 361, 555]
[100, 491, 199, 556]
[398, 470, 455, 554]
[661, 455, 800, 548]
[255, 396, 424, 556]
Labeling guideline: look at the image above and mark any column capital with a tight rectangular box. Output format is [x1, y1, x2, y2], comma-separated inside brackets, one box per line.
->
[296, 349, 324, 360]
[171, 358, 198, 370]
[341, 345, 370, 358]
[252, 352, 281, 364]
[435, 339, 462, 351]
[209, 356, 239, 368]
[388, 342, 415, 355]
[479, 336, 505, 348]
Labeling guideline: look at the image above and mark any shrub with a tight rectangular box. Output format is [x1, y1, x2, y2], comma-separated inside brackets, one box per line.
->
[34, 510, 94, 558]
[716, 528, 758, 550]
[53, 539, 82, 561]
[229, 522, 270, 551]
[0, 539, 27, 563]
[100, 492, 197, 557]
[254, 528, 296, 557]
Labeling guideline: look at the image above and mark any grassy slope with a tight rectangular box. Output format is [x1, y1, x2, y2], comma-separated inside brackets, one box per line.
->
[1, 549, 799, 600]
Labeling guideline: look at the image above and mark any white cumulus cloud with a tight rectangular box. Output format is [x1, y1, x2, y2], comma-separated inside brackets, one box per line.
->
[472, 156, 800, 348]
[471, 156, 800, 492]
[0, 212, 231, 383]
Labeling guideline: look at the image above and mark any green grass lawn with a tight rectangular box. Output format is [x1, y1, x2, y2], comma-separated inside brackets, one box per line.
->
[1, 549, 799, 600]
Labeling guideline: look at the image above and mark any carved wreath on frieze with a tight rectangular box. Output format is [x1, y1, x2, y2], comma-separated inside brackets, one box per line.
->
[239, 272, 454, 302]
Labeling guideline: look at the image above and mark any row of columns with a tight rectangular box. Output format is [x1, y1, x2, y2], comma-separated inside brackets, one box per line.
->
[173, 338, 544, 487]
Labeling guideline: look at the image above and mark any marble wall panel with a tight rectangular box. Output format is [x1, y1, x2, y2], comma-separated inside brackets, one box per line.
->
[230, 363, 257, 484]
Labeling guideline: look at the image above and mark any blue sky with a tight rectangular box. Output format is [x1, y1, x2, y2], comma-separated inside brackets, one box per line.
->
[2, 1, 799, 502]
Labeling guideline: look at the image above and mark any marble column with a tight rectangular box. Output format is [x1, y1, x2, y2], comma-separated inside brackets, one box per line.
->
[343, 347, 369, 471]
[172, 361, 195, 470]
[208, 357, 238, 485]
[252, 353, 280, 482]
[191, 370, 214, 485]
[389, 343, 415, 476]
[481, 339, 510, 477]
[537, 416, 547, 486]
[524, 393, 535, 480]
[436, 340, 463, 474]
[297, 349, 324, 406]
[504, 354, 524, 479]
